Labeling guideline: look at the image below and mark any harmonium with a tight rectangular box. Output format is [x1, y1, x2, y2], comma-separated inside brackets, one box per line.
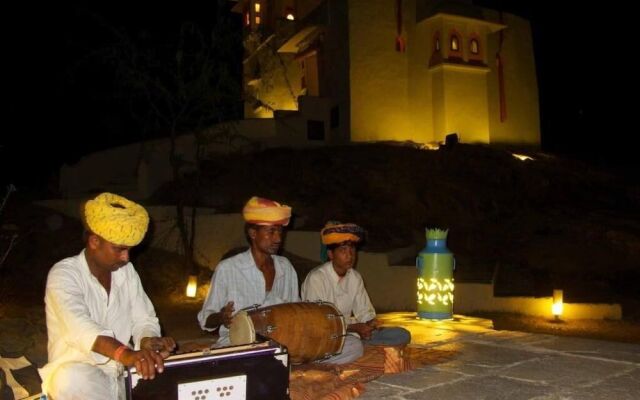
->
[125, 340, 289, 400]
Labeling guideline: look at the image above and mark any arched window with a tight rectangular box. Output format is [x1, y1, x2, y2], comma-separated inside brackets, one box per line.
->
[429, 31, 443, 67]
[468, 34, 483, 64]
[450, 35, 459, 51]
[448, 30, 463, 61]
[470, 38, 479, 55]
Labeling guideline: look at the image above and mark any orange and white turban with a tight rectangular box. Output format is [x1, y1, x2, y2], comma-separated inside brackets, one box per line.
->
[321, 222, 365, 245]
[242, 196, 292, 226]
[84, 192, 149, 246]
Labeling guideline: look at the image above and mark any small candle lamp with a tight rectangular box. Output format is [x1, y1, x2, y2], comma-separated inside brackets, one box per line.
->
[552, 289, 563, 320]
[186, 275, 198, 298]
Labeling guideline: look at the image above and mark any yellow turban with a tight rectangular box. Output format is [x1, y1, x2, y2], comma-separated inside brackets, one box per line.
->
[242, 196, 292, 226]
[321, 222, 365, 245]
[84, 192, 149, 246]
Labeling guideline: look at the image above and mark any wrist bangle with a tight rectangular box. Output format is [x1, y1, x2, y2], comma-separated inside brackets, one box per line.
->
[113, 345, 129, 362]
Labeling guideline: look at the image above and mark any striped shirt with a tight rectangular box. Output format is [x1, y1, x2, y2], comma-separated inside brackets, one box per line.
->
[198, 249, 299, 344]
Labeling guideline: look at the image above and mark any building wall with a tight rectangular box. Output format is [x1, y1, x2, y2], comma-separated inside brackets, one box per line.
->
[420, 13, 497, 144]
[454, 283, 622, 320]
[408, 8, 436, 143]
[347, 2, 539, 147]
[323, 0, 351, 143]
[430, 68, 446, 141]
[349, 0, 413, 142]
[484, 11, 541, 146]
[440, 65, 491, 143]
[241, 1, 540, 147]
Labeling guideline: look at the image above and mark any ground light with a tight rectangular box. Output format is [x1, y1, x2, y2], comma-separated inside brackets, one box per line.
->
[552, 289, 563, 320]
[511, 152, 534, 161]
[186, 274, 198, 298]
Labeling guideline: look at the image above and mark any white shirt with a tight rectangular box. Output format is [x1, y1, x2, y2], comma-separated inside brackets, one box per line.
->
[39, 250, 161, 393]
[301, 262, 376, 324]
[197, 249, 300, 344]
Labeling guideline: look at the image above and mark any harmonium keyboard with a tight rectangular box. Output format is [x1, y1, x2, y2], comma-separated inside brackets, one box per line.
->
[125, 340, 289, 400]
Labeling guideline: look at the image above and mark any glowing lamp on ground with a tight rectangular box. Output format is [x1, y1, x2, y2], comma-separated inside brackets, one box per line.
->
[285, 7, 295, 21]
[552, 289, 563, 319]
[511, 152, 534, 161]
[186, 275, 198, 298]
[416, 228, 455, 320]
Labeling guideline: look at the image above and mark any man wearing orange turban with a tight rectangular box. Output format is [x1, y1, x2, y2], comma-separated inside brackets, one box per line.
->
[39, 193, 176, 400]
[198, 197, 299, 345]
[302, 221, 411, 364]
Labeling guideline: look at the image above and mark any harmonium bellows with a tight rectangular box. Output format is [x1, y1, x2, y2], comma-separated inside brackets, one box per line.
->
[125, 340, 289, 400]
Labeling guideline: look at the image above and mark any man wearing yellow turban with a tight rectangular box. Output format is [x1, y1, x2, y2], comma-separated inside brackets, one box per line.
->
[198, 196, 299, 345]
[302, 222, 411, 364]
[39, 193, 176, 400]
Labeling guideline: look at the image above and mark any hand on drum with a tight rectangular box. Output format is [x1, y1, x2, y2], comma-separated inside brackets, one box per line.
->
[221, 301, 235, 328]
[204, 301, 236, 330]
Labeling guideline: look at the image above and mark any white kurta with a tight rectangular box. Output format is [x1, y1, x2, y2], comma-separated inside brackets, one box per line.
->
[301, 262, 376, 324]
[39, 250, 161, 398]
[197, 249, 300, 344]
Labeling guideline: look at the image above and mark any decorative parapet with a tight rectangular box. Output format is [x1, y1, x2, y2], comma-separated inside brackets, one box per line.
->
[454, 283, 622, 320]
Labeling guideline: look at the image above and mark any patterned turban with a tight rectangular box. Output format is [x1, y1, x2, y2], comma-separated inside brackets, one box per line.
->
[321, 222, 366, 245]
[242, 196, 292, 226]
[84, 192, 149, 246]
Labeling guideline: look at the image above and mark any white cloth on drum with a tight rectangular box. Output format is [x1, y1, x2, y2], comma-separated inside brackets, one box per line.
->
[198, 249, 299, 345]
[301, 262, 376, 324]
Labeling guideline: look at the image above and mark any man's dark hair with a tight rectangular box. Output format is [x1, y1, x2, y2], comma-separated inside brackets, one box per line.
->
[244, 223, 259, 244]
[82, 229, 94, 244]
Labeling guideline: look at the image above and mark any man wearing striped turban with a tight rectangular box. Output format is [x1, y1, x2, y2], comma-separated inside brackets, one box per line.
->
[39, 193, 176, 400]
[302, 222, 411, 364]
[198, 197, 299, 345]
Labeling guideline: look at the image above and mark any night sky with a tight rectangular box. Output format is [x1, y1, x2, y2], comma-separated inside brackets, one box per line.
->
[3, 1, 637, 189]
[476, 0, 637, 171]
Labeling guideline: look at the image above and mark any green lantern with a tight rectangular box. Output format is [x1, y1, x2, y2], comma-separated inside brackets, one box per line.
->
[416, 228, 454, 319]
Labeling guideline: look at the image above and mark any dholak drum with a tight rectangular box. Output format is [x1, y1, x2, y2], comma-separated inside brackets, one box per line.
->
[229, 302, 346, 364]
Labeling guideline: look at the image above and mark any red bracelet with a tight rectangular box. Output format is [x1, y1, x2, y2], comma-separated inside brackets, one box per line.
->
[113, 345, 129, 362]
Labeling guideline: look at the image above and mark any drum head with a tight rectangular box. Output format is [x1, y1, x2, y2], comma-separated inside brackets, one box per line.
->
[229, 310, 256, 345]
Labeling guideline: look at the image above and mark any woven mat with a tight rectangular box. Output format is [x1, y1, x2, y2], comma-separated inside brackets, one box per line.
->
[289, 344, 454, 400]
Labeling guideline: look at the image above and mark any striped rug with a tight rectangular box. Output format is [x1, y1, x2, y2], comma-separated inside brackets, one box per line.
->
[290, 344, 449, 400]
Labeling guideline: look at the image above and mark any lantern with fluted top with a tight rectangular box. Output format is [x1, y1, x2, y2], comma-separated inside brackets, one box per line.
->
[416, 228, 455, 319]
